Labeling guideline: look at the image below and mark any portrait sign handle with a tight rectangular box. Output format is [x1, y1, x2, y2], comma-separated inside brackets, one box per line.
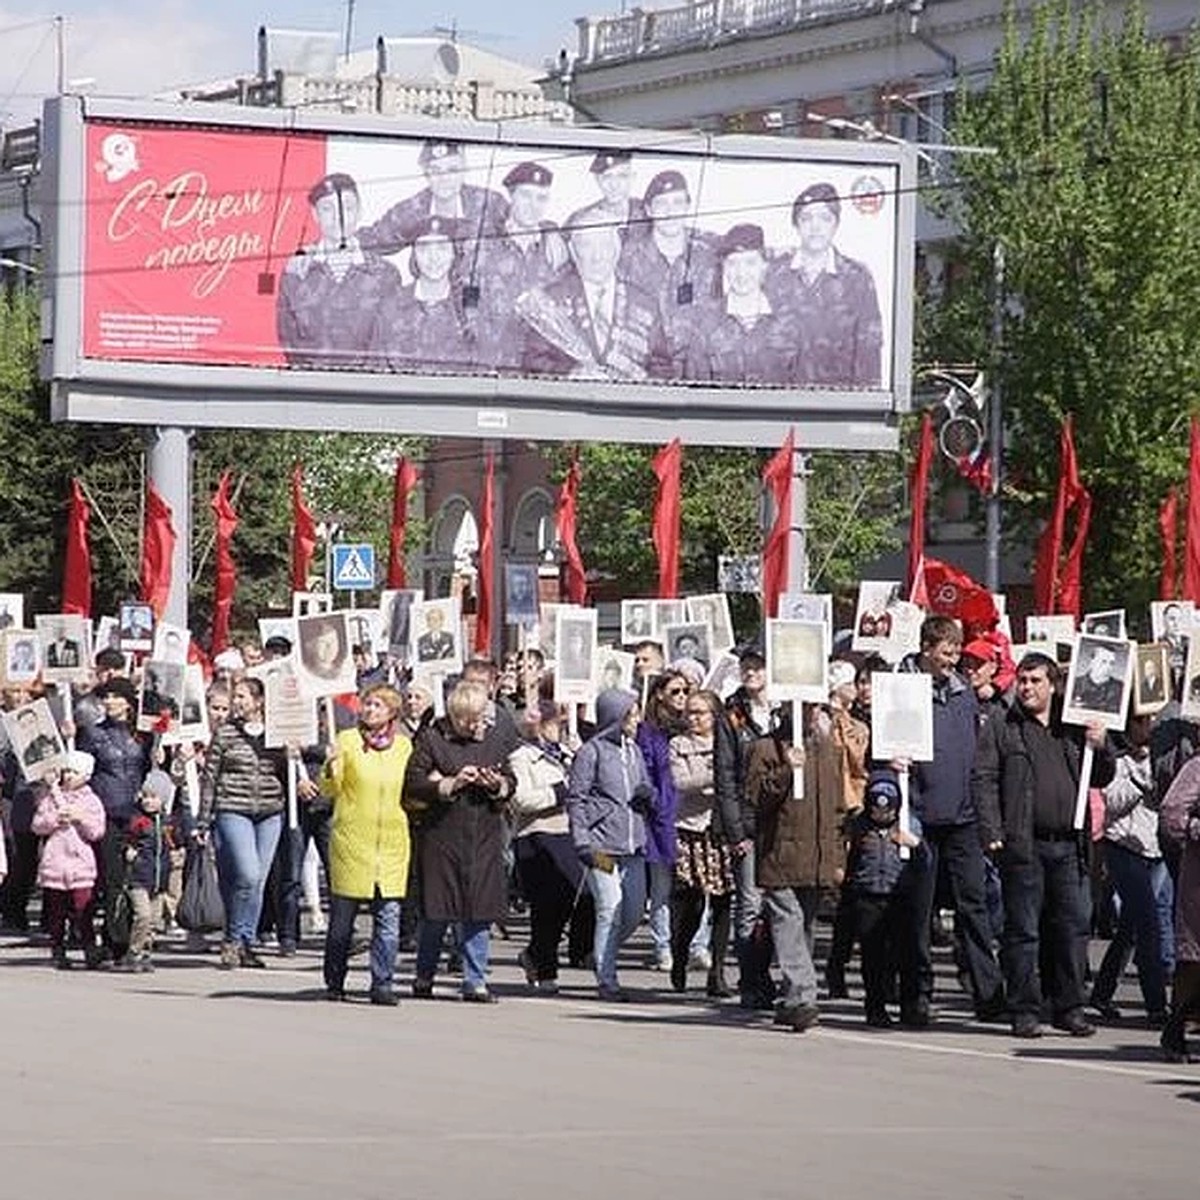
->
[1072, 743, 1094, 833]
[184, 757, 201, 819]
[898, 765, 912, 861]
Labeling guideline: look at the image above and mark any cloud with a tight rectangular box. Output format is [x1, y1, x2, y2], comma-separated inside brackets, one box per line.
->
[0, 3, 246, 126]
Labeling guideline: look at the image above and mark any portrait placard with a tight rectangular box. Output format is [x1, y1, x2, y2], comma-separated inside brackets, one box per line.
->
[535, 602, 578, 662]
[620, 599, 655, 646]
[1063, 635, 1134, 730]
[291, 591, 332, 618]
[651, 600, 687, 640]
[258, 616, 298, 650]
[662, 622, 713, 673]
[2, 698, 66, 781]
[161, 664, 212, 746]
[704, 652, 742, 699]
[685, 594, 734, 656]
[151, 620, 190, 665]
[1133, 642, 1170, 717]
[265, 666, 319, 749]
[779, 591, 834, 627]
[504, 564, 540, 628]
[594, 646, 635, 695]
[1082, 609, 1127, 640]
[1, 629, 41, 687]
[380, 588, 424, 660]
[294, 611, 357, 698]
[870, 672, 934, 763]
[851, 581, 919, 657]
[93, 615, 122, 660]
[1180, 633, 1200, 721]
[36, 614, 91, 684]
[409, 597, 462, 674]
[766, 619, 828, 703]
[345, 608, 383, 661]
[1025, 614, 1077, 646]
[0, 593, 24, 631]
[717, 555, 760, 595]
[555, 608, 598, 704]
[137, 659, 186, 733]
[118, 601, 154, 653]
[1151, 600, 1194, 642]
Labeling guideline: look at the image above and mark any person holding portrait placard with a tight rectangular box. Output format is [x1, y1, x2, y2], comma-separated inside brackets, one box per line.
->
[899, 615, 1005, 1027]
[974, 652, 1116, 1039]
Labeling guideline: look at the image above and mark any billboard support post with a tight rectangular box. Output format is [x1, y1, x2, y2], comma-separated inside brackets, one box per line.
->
[145, 425, 192, 630]
[788, 450, 810, 594]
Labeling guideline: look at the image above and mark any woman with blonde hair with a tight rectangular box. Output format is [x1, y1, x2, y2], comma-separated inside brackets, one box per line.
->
[322, 683, 413, 1004]
[403, 680, 519, 1002]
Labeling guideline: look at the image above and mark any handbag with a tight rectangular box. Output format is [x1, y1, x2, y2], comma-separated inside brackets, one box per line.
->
[106, 868, 135, 948]
[176, 842, 225, 933]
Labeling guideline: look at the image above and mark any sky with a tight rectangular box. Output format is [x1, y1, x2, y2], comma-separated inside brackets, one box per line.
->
[0, 0, 600, 125]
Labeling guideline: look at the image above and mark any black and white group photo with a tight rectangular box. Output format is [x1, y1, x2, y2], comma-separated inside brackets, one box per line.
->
[276, 137, 895, 390]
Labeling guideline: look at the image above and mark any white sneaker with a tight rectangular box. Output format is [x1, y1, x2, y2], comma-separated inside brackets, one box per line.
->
[651, 951, 673, 972]
[688, 948, 713, 972]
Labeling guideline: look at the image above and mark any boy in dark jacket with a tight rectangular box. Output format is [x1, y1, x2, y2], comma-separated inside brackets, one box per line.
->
[121, 769, 188, 972]
[844, 770, 925, 1027]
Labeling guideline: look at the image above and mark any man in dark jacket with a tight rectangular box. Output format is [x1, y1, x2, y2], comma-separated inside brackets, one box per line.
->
[901, 616, 1005, 1026]
[715, 646, 780, 1009]
[974, 652, 1116, 1038]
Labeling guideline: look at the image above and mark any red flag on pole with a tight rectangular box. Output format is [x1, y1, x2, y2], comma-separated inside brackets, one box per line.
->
[291, 463, 317, 593]
[387, 457, 420, 589]
[556, 452, 587, 605]
[1031, 416, 1090, 617]
[1160, 487, 1179, 602]
[62, 478, 92, 617]
[761, 428, 795, 619]
[140, 481, 177, 620]
[907, 412, 935, 605]
[920, 557, 999, 634]
[210, 471, 238, 655]
[474, 451, 496, 655]
[1184, 419, 1200, 605]
[651, 439, 683, 599]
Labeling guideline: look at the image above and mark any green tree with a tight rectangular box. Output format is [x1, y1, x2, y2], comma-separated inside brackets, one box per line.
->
[932, 0, 1200, 618]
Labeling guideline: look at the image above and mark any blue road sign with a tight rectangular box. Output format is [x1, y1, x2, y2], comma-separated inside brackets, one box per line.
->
[332, 543, 375, 591]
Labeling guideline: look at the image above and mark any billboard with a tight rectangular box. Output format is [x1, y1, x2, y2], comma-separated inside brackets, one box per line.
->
[43, 97, 916, 450]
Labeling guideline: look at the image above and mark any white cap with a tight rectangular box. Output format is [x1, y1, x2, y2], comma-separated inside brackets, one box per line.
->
[64, 750, 95, 780]
[828, 661, 856, 691]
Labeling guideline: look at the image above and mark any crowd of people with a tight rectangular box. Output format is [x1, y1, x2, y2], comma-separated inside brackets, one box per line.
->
[1, 611, 1198, 1063]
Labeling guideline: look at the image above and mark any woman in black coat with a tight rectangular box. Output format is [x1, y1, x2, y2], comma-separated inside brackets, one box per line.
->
[403, 681, 518, 1002]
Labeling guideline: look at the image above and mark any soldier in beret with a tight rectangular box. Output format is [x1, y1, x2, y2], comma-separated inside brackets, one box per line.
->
[617, 169, 718, 376]
[520, 207, 669, 382]
[277, 173, 401, 370]
[466, 160, 568, 373]
[766, 181, 883, 388]
[372, 216, 475, 374]
[685, 223, 803, 386]
[358, 139, 508, 256]
[587, 148, 647, 244]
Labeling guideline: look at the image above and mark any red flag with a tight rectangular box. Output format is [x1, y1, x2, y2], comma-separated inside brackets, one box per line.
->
[1185, 419, 1200, 605]
[556, 452, 587, 605]
[920, 557, 998, 635]
[907, 413, 935, 604]
[1031, 416, 1090, 617]
[474, 452, 496, 654]
[651, 439, 683, 599]
[210, 471, 238, 655]
[1160, 487, 1179, 602]
[761, 429, 795, 619]
[140, 482, 177, 620]
[62, 478, 92, 617]
[387, 457, 420, 589]
[291, 463, 317, 593]
[953, 446, 993, 495]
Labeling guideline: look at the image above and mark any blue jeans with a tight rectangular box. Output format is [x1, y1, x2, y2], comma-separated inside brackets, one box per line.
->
[278, 804, 331, 946]
[215, 812, 282, 948]
[588, 854, 647, 990]
[1000, 838, 1092, 1019]
[1092, 845, 1174, 1015]
[646, 860, 673, 959]
[416, 919, 491, 993]
[324, 890, 401, 994]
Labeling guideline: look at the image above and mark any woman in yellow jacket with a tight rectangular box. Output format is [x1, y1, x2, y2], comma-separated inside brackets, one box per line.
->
[321, 684, 412, 1005]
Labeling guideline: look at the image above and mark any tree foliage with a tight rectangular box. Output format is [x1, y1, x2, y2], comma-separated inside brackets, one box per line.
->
[931, 0, 1200, 616]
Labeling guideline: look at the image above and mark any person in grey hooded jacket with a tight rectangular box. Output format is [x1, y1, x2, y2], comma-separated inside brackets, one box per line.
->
[567, 688, 657, 1000]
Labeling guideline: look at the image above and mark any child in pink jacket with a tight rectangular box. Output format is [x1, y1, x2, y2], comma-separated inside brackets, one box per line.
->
[31, 750, 106, 969]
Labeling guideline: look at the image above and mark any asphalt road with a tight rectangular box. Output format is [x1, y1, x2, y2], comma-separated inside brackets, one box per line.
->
[1, 929, 1195, 1200]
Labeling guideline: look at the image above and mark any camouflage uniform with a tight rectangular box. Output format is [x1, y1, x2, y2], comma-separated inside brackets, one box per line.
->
[520, 268, 669, 382]
[374, 283, 476, 375]
[618, 232, 719, 375]
[765, 249, 883, 387]
[467, 223, 565, 372]
[358, 185, 509, 256]
[276, 252, 401, 370]
[685, 306, 803, 386]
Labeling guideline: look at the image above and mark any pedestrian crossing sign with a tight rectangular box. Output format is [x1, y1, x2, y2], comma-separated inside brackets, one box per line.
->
[332, 543, 375, 590]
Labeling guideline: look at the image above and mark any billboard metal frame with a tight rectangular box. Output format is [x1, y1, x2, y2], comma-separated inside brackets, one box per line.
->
[41, 96, 917, 451]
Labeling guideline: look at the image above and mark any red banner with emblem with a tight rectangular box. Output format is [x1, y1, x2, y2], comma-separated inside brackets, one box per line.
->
[83, 122, 324, 366]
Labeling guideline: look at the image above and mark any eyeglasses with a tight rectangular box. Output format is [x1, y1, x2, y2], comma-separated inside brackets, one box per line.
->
[666, 686, 690, 697]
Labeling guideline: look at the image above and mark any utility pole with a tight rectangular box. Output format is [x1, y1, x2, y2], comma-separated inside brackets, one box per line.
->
[343, 0, 355, 61]
[55, 15, 65, 95]
[985, 242, 1005, 593]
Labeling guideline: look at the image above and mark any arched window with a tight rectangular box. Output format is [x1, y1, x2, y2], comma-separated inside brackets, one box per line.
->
[511, 488, 555, 561]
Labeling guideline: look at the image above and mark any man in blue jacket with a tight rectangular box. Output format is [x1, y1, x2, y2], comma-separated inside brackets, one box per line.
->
[900, 616, 1005, 1025]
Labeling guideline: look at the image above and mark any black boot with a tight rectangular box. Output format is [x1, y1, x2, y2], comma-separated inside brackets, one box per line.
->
[1161, 1014, 1192, 1064]
[706, 965, 733, 998]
